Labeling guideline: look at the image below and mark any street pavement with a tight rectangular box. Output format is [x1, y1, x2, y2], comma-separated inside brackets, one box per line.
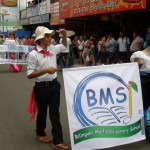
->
[0, 64, 149, 150]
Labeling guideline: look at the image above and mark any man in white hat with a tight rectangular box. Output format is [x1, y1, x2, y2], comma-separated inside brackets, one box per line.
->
[27, 26, 68, 149]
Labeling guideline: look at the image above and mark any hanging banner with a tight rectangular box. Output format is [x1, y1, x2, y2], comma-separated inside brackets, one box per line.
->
[59, 0, 146, 19]
[39, 0, 50, 15]
[0, 45, 33, 64]
[27, 5, 39, 18]
[63, 63, 145, 150]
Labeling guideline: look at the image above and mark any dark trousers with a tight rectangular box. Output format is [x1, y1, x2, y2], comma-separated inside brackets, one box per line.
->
[118, 52, 128, 63]
[59, 53, 69, 69]
[140, 75, 150, 110]
[34, 79, 63, 144]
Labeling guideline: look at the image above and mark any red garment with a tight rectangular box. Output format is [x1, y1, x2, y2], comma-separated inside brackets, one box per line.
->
[25, 39, 31, 45]
[9, 53, 16, 59]
[27, 89, 37, 121]
[33, 46, 53, 57]
[10, 64, 22, 72]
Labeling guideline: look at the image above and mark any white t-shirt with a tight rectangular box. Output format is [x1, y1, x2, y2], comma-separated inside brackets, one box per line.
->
[59, 37, 71, 53]
[77, 40, 84, 50]
[130, 36, 144, 52]
[27, 44, 66, 82]
[117, 37, 130, 52]
[130, 51, 150, 73]
[3, 38, 19, 45]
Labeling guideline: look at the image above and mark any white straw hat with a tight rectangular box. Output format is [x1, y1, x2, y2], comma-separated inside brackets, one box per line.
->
[34, 26, 55, 41]
[59, 30, 75, 37]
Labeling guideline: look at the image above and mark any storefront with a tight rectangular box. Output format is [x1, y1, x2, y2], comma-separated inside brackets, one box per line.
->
[59, 0, 149, 37]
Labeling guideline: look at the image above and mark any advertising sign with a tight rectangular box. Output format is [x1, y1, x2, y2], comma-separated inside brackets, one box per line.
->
[50, 2, 59, 13]
[0, 0, 17, 6]
[59, 0, 146, 19]
[50, 13, 65, 25]
[0, 7, 10, 14]
[29, 16, 41, 24]
[63, 63, 145, 150]
[41, 13, 49, 23]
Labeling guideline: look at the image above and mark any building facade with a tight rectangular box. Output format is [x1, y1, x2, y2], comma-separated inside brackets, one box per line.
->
[18, 0, 150, 38]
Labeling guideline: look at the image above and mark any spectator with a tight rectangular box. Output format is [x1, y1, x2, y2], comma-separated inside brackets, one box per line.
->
[129, 31, 144, 57]
[106, 33, 117, 64]
[25, 37, 31, 45]
[0, 34, 4, 44]
[97, 36, 107, 64]
[117, 31, 130, 63]
[59, 37, 71, 70]
[77, 35, 84, 64]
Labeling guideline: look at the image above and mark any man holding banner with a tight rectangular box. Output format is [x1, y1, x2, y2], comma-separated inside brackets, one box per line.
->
[27, 26, 68, 150]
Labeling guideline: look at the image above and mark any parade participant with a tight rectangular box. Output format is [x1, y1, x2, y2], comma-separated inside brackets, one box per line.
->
[3, 31, 19, 45]
[27, 26, 68, 150]
[3, 31, 22, 72]
[130, 38, 150, 141]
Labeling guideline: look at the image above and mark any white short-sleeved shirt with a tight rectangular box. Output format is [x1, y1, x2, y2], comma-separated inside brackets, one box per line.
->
[130, 36, 144, 52]
[77, 40, 84, 50]
[117, 37, 130, 52]
[27, 44, 66, 82]
[59, 37, 71, 53]
[130, 51, 150, 73]
[3, 38, 19, 45]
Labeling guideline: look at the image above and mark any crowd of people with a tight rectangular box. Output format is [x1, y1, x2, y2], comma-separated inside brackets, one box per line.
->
[0, 34, 36, 46]
[71, 29, 147, 66]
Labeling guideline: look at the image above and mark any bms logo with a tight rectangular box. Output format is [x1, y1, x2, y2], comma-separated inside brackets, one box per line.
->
[73, 72, 138, 127]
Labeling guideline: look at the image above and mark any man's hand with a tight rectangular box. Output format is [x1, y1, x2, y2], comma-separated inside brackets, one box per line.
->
[57, 29, 67, 37]
[134, 57, 144, 65]
[57, 29, 67, 47]
[44, 67, 58, 74]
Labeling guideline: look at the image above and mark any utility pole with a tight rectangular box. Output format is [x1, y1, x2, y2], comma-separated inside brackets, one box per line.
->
[6, 19, 8, 32]
[2, 14, 4, 32]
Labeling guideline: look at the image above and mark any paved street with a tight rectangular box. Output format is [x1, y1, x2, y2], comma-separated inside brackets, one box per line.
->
[0, 64, 149, 150]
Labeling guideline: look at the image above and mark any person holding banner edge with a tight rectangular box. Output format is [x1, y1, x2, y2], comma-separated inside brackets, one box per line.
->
[130, 38, 150, 141]
[27, 26, 68, 149]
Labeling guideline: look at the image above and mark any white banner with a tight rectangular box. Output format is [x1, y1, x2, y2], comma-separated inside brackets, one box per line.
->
[0, 45, 33, 64]
[63, 63, 145, 150]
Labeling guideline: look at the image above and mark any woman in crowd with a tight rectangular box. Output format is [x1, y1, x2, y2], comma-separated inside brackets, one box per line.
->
[77, 35, 84, 64]
[130, 38, 150, 141]
[97, 36, 107, 64]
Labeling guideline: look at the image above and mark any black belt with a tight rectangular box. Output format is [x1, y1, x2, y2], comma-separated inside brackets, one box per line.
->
[35, 78, 57, 86]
